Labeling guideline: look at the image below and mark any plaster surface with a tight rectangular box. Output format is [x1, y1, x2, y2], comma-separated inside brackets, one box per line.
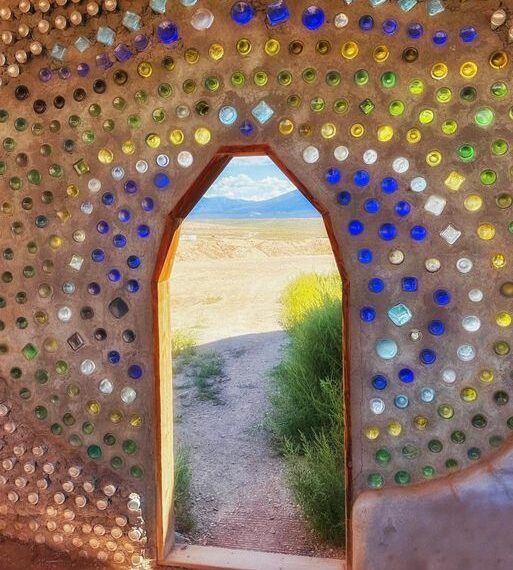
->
[0, 1, 513, 568]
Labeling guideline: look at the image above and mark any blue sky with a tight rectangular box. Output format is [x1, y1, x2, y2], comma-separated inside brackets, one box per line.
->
[204, 156, 298, 202]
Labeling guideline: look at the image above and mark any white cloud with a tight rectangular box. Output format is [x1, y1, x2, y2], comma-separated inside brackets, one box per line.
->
[206, 173, 296, 202]
[227, 156, 275, 168]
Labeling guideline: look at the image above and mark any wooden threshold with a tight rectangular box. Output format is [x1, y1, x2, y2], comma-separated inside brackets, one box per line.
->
[160, 545, 346, 570]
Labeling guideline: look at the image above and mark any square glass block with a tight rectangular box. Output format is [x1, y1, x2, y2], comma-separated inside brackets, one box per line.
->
[114, 43, 133, 62]
[69, 254, 84, 271]
[397, 0, 418, 12]
[359, 98, 375, 115]
[73, 159, 90, 176]
[251, 101, 275, 125]
[122, 11, 141, 32]
[427, 0, 445, 15]
[402, 276, 418, 292]
[56, 208, 71, 223]
[388, 304, 413, 327]
[369, 0, 387, 5]
[75, 36, 91, 53]
[424, 194, 446, 216]
[440, 224, 462, 245]
[150, 0, 167, 13]
[267, 1, 290, 25]
[22, 343, 39, 361]
[67, 332, 85, 351]
[109, 297, 129, 319]
[96, 53, 113, 70]
[50, 44, 66, 60]
[97, 26, 115, 46]
[445, 171, 465, 191]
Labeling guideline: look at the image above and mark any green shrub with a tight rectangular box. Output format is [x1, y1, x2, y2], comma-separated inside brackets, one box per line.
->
[280, 273, 341, 330]
[269, 272, 345, 545]
[172, 331, 197, 359]
[174, 445, 195, 534]
[285, 429, 345, 545]
[269, 297, 342, 449]
[172, 331, 197, 373]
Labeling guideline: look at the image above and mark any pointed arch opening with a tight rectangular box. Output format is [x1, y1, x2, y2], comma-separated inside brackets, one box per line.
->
[153, 145, 350, 569]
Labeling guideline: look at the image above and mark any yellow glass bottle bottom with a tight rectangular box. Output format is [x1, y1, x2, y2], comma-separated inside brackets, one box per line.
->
[431, 63, 448, 79]
[464, 194, 482, 212]
[195, 127, 212, 145]
[350, 123, 365, 138]
[426, 150, 442, 166]
[341, 41, 359, 60]
[477, 223, 496, 240]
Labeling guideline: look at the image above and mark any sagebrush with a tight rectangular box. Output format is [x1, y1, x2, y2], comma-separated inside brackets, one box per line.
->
[269, 272, 345, 546]
[280, 272, 342, 329]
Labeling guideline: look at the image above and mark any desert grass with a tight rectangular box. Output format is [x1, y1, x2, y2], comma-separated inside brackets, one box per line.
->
[284, 428, 345, 545]
[204, 295, 223, 305]
[174, 336, 226, 403]
[172, 330, 198, 374]
[269, 272, 345, 546]
[172, 330, 198, 356]
[174, 445, 195, 534]
[190, 351, 225, 403]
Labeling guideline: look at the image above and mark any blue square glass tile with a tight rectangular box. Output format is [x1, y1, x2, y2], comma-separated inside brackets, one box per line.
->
[114, 43, 133, 62]
[388, 304, 413, 326]
[402, 277, 418, 292]
[50, 44, 66, 60]
[397, 0, 418, 11]
[267, 1, 290, 25]
[251, 101, 274, 125]
[123, 11, 141, 32]
[150, 0, 167, 13]
[75, 36, 91, 53]
[369, 0, 387, 6]
[97, 26, 115, 46]
[427, 0, 445, 15]
[96, 53, 113, 70]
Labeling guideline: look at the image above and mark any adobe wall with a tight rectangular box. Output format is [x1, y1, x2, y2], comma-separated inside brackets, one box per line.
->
[1, 0, 513, 567]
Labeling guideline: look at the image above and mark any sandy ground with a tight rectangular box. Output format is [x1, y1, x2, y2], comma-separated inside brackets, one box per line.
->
[171, 219, 341, 557]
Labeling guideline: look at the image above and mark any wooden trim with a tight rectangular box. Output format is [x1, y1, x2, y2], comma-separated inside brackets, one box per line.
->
[321, 213, 352, 563]
[153, 144, 352, 567]
[161, 545, 346, 570]
[152, 217, 184, 558]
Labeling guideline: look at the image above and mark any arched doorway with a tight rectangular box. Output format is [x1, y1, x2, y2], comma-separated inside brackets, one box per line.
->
[153, 146, 350, 569]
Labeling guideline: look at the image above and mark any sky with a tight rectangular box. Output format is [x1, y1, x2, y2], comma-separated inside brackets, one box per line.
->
[204, 156, 298, 202]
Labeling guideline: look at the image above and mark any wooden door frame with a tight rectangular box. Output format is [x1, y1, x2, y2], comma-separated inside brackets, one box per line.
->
[152, 144, 352, 568]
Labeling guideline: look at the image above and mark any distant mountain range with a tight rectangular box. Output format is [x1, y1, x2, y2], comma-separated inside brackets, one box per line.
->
[189, 191, 320, 219]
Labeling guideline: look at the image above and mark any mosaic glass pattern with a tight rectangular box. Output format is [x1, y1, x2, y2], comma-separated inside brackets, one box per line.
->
[1, 0, 513, 562]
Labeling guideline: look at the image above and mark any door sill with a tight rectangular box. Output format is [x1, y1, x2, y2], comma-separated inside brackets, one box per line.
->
[160, 544, 345, 570]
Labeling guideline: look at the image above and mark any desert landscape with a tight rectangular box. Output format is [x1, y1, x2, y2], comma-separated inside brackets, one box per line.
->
[170, 218, 341, 557]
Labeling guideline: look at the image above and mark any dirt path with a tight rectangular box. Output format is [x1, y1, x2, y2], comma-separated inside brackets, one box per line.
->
[171, 225, 340, 557]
